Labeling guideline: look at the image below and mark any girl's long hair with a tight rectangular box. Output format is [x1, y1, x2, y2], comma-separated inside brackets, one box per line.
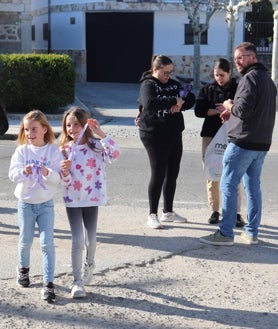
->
[17, 110, 54, 145]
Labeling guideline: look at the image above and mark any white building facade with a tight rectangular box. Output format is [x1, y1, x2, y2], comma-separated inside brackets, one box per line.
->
[29, 1, 246, 82]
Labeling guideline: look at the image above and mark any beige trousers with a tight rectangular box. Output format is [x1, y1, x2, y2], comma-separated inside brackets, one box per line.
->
[202, 137, 241, 213]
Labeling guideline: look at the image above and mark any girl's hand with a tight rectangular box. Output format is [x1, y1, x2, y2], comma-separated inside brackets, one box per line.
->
[23, 164, 32, 176]
[61, 159, 72, 177]
[87, 118, 106, 138]
[41, 166, 49, 177]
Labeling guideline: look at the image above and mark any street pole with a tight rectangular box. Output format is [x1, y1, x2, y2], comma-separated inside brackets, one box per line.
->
[48, 0, 51, 53]
[227, 0, 236, 63]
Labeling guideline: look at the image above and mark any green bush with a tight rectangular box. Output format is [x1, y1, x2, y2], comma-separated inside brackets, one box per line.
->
[0, 54, 75, 113]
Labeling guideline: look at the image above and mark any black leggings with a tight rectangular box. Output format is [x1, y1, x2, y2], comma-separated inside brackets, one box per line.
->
[140, 133, 183, 214]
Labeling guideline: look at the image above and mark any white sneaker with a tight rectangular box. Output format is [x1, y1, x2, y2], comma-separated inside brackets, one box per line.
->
[147, 213, 163, 229]
[160, 211, 187, 223]
[82, 262, 95, 286]
[71, 281, 86, 298]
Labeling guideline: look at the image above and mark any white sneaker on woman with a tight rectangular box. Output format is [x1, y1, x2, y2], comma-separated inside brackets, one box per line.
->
[160, 211, 187, 223]
[147, 213, 163, 229]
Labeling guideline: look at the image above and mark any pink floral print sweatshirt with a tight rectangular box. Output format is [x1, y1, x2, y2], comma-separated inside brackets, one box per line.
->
[61, 136, 120, 207]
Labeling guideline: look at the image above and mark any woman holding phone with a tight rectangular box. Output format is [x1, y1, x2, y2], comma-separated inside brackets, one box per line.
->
[194, 58, 244, 227]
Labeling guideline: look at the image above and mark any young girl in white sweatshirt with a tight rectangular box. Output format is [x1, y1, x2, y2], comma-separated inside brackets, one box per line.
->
[9, 110, 63, 303]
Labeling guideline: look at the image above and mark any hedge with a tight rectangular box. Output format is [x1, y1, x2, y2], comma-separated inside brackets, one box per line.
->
[0, 54, 75, 113]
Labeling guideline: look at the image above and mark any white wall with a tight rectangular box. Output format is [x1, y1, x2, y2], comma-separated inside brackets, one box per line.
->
[31, 0, 48, 11]
[32, 14, 48, 50]
[154, 10, 244, 57]
[31, 2, 245, 56]
[51, 11, 85, 49]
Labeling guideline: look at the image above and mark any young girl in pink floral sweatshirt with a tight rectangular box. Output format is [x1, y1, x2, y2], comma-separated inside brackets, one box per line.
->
[59, 106, 120, 298]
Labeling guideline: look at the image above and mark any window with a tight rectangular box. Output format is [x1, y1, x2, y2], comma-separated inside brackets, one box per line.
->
[43, 23, 49, 41]
[32, 25, 35, 41]
[184, 24, 208, 45]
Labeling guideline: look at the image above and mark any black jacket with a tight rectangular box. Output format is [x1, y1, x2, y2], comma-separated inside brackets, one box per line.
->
[137, 73, 195, 138]
[228, 63, 277, 151]
[194, 78, 238, 137]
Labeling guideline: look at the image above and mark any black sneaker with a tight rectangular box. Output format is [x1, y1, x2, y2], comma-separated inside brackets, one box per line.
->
[236, 214, 245, 227]
[208, 211, 220, 224]
[41, 282, 56, 303]
[16, 266, 30, 287]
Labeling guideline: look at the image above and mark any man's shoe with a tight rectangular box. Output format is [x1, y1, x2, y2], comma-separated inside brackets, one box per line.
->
[160, 211, 187, 223]
[71, 282, 86, 298]
[236, 214, 245, 227]
[240, 231, 258, 245]
[41, 282, 56, 303]
[199, 230, 234, 246]
[208, 211, 220, 224]
[82, 262, 95, 286]
[147, 214, 163, 229]
[16, 266, 30, 287]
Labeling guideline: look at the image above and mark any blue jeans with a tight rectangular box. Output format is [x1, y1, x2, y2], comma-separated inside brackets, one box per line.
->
[220, 143, 267, 238]
[18, 200, 55, 283]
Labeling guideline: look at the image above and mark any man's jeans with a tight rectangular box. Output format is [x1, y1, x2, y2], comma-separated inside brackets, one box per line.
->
[18, 200, 55, 283]
[220, 143, 267, 238]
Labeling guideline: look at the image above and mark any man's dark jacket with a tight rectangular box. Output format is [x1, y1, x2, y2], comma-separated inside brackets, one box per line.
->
[229, 63, 277, 151]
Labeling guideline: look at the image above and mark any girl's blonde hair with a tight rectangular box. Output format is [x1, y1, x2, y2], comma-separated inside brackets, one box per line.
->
[59, 106, 94, 147]
[17, 110, 54, 145]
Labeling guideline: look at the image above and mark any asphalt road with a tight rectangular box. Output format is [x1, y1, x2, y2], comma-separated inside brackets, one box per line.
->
[0, 83, 277, 329]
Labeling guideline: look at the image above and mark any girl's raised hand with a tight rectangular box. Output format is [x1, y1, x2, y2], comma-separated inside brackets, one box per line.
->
[87, 118, 106, 138]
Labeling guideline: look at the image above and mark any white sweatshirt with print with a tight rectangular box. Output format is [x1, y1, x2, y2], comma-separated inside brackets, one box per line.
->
[9, 143, 63, 204]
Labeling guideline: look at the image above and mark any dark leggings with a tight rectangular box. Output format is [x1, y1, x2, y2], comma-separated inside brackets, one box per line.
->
[66, 206, 98, 282]
[140, 133, 183, 214]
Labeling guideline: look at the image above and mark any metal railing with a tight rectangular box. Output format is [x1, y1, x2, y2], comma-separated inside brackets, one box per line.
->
[244, 21, 273, 54]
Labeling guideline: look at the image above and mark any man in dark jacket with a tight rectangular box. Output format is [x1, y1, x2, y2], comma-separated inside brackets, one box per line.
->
[200, 42, 277, 246]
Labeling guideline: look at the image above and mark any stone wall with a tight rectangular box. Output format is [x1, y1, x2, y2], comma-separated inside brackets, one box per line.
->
[0, 0, 32, 53]
[34, 49, 232, 84]
[0, 12, 20, 53]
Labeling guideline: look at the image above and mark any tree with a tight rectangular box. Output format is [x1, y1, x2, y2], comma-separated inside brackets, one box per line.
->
[182, 1, 267, 91]
[182, 0, 223, 92]
[226, 0, 277, 88]
[225, 1, 262, 64]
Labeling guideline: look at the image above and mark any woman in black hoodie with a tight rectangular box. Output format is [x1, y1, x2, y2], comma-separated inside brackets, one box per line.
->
[194, 58, 244, 227]
[137, 55, 195, 229]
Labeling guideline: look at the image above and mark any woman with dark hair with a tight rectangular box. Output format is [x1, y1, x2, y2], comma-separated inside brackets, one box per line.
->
[194, 58, 244, 227]
[137, 55, 196, 229]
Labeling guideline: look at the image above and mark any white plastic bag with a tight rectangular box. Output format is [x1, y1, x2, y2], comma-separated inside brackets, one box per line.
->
[204, 122, 228, 181]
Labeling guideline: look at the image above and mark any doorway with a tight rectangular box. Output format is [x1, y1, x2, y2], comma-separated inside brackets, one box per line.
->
[86, 12, 153, 83]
